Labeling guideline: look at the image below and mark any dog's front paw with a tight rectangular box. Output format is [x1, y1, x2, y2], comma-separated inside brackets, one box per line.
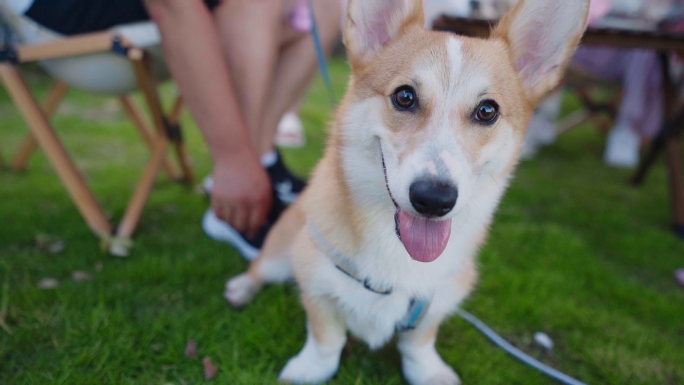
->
[278, 352, 339, 384]
[403, 357, 460, 385]
[224, 273, 261, 308]
[421, 370, 461, 385]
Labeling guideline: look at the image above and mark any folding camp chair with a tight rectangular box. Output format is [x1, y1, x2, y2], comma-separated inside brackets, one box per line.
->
[0, 7, 194, 256]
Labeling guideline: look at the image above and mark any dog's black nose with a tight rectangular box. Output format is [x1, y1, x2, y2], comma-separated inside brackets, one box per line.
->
[409, 179, 458, 218]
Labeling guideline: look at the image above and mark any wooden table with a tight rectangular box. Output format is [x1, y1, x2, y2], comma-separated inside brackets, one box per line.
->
[433, 15, 684, 239]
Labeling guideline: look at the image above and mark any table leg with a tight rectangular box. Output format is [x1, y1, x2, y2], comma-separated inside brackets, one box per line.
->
[631, 54, 684, 239]
[666, 135, 684, 238]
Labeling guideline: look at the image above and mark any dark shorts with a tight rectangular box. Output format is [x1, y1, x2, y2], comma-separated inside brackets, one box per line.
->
[25, 0, 220, 35]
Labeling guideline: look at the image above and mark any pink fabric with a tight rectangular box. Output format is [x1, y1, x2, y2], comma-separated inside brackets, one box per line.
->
[289, 0, 312, 32]
[588, 0, 612, 26]
[572, 47, 663, 138]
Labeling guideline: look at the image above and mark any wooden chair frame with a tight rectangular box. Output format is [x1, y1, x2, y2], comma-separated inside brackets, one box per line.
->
[0, 31, 195, 255]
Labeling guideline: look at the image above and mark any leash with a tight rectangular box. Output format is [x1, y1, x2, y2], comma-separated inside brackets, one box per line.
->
[307, 220, 392, 295]
[305, 5, 588, 385]
[457, 310, 589, 385]
[307, 220, 429, 332]
[307, 0, 336, 106]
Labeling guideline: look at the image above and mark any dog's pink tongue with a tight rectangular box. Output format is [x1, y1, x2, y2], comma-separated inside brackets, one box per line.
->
[398, 211, 451, 263]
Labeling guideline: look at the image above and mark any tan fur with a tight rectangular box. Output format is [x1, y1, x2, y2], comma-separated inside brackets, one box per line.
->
[411, 320, 441, 348]
[247, 202, 306, 281]
[227, 0, 588, 383]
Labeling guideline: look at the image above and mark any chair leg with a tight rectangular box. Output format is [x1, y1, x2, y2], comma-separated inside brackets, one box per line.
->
[110, 138, 169, 256]
[119, 95, 181, 181]
[0, 64, 112, 236]
[130, 50, 167, 137]
[168, 96, 194, 184]
[11, 81, 69, 171]
[666, 137, 684, 238]
[108, 51, 170, 252]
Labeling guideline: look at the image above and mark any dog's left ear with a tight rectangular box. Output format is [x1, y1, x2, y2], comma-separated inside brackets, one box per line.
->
[493, 0, 589, 102]
[344, 0, 425, 69]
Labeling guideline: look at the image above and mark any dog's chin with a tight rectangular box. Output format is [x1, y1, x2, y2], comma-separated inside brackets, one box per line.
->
[395, 210, 452, 263]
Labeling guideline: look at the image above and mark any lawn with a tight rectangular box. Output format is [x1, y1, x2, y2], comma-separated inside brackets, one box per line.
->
[1, 58, 683, 385]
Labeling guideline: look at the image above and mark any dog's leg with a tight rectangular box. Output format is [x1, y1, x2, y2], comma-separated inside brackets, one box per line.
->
[279, 295, 347, 384]
[224, 204, 306, 307]
[397, 321, 460, 385]
[397, 263, 477, 385]
[397, 262, 478, 385]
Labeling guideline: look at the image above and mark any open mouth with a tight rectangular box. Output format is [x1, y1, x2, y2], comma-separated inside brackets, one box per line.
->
[381, 144, 452, 263]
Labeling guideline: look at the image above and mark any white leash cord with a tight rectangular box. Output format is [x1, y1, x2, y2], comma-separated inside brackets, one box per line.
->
[457, 310, 589, 385]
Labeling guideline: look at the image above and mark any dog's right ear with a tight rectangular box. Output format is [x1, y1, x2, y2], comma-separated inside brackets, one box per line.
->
[344, 0, 424, 69]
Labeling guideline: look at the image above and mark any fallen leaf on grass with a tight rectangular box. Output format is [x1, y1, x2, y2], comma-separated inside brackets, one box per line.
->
[185, 340, 197, 359]
[203, 357, 218, 380]
[71, 271, 92, 282]
[37, 278, 59, 290]
[35, 234, 65, 254]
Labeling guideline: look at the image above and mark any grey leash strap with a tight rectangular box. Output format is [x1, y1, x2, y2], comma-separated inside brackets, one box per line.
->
[457, 310, 589, 385]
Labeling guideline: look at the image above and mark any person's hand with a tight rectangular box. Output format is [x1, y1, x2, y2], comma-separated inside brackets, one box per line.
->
[211, 148, 272, 238]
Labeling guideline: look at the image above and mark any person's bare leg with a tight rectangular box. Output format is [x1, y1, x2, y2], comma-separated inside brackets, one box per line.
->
[214, 0, 342, 155]
[259, 0, 342, 153]
[212, 0, 284, 152]
[145, 0, 272, 236]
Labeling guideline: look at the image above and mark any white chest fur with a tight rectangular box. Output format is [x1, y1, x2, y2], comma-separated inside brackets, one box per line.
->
[302, 190, 497, 349]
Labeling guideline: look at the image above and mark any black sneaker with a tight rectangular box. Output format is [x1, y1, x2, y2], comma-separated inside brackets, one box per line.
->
[267, 151, 306, 204]
[202, 191, 286, 260]
[201, 151, 305, 259]
[202, 151, 306, 204]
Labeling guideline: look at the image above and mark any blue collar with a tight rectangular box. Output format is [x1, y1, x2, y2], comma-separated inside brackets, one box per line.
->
[307, 219, 429, 332]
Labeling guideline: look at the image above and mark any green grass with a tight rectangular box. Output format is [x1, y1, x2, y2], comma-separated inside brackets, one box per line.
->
[1, 59, 684, 385]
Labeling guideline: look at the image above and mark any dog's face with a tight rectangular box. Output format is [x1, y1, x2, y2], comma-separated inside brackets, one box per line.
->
[340, 0, 588, 263]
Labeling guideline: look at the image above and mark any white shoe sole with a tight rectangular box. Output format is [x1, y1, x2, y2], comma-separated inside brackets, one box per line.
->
[202, 210, 259, 261]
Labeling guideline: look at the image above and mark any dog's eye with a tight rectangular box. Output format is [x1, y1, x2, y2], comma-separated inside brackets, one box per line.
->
[391, 86, 417, 111]
[474, 100, 499, 125]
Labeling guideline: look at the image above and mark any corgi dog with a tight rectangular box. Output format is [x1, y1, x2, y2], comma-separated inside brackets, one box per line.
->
[226, 0, 588, 383]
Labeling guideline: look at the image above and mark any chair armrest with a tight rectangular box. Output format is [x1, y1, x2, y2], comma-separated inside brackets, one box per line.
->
[16, 31, 135, 63]
[112, 22, 161, 49]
